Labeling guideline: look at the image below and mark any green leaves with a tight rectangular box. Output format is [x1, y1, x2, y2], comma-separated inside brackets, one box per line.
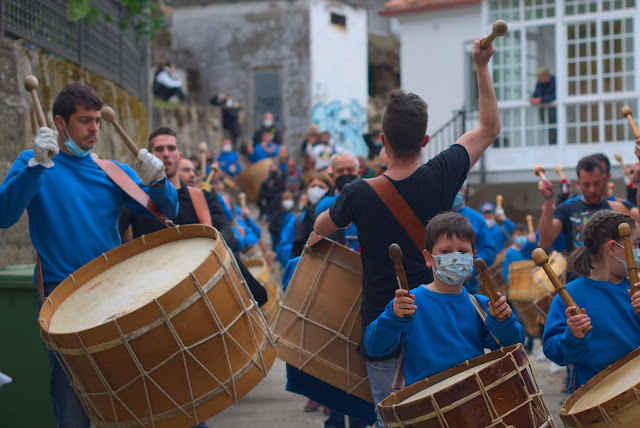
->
[67, 0, 95, 22]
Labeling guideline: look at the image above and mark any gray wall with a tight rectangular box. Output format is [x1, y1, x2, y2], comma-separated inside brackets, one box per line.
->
[171, 0, 312, 150]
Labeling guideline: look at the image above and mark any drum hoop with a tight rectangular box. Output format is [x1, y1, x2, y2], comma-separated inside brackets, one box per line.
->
[560, 346, 640, 423]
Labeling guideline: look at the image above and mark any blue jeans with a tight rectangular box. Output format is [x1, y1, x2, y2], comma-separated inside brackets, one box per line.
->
[324, 408, 368, 428]
[365, 356, 400, 428]
[41, 284, 91, 428]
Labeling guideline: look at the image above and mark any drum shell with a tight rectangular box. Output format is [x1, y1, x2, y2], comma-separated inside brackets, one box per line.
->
[244, 258, 283, 324]
[38, 225, 275, 428]
[560, 347, 640, 428]
[271, 234, 372, 402]
[378, 344, 555, 428]
[236, 158, 273, 202]
[510, 300, 541, 338]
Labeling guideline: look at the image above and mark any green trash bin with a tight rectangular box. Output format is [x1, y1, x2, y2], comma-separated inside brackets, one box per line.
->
[0, 264, 56, 427]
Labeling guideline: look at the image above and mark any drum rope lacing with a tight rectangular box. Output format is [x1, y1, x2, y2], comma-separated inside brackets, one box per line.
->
[386, 348, 555, 427]
[40, 230, 276, 426]
[272, 241, 368, 395]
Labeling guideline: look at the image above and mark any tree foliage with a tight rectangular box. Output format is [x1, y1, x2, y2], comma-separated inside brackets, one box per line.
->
[67, 0, 167, 38]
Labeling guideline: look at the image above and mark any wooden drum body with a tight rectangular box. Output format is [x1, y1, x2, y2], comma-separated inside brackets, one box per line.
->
[560, 347, 640, 427]
[244, 258, 283, 325]
[271, 234, 372, 402]
[38, 225, 275, 428]
[236, 158, 273, 202]
[378, 345, 556, 428]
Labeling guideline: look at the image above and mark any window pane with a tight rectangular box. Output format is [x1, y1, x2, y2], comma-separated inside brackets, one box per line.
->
[492, 30, 522, 101]
[602, 18, 635, 93]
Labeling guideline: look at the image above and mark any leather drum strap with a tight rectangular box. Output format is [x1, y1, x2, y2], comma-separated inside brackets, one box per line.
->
[366, 175, 425, 252]
[94, 158, 171, 226]
[187, 187, 213, 226]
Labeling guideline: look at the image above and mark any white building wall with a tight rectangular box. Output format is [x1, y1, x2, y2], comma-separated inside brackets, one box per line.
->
[397, 5, 482, 137]
[310, 0, 369, 157]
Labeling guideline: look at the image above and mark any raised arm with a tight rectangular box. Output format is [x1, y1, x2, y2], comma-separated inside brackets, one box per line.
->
[457, 38, 501, 168]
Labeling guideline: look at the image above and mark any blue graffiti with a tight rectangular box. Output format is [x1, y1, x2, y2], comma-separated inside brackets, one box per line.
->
[311, 99, 368, 157]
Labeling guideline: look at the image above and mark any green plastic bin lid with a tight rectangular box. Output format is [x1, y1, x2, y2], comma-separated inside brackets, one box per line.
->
[0, 264, 36, 289]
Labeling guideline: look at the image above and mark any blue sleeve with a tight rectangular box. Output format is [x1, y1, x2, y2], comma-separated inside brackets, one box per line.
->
[232, 227, 246, 251]
[246, 216, 261, 239]
[503, 219, 514, 235]
[478, 295, 525, 349]
[275, 214, 297, 266]
[542, 293, 590, 366]
[114, 161, 179, 220]
[364, 299, 414, 357]
[282, 256, 300, 291]
[316, 196, 335, 216]
[473, 221, 498, 278]
[0, 151, 44, 228]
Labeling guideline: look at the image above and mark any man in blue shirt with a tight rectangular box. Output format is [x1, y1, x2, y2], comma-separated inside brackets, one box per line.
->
[0, 83, 178, 427]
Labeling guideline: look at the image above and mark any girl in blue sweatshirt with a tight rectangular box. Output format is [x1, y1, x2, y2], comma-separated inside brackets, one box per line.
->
[364, 212, 524, 387]
[543, 210, 640, 393]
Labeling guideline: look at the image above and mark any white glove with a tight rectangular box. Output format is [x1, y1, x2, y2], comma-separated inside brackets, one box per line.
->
[135, 148, 166, 186]
[495, 207, 505, 218]
[28, 127, 59, 168]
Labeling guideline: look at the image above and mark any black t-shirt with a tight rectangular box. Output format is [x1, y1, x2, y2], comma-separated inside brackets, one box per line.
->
[329, 144, 470, 358]
[553, 198, 611, 254]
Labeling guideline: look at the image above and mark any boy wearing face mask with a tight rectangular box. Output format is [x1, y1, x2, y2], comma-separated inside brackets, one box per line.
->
[481, 201, 515, 253]
[364, 212, 524, 387]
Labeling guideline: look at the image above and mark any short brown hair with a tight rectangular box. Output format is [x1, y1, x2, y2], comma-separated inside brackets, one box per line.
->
[148, 127, 178, 150]
[52, 83, 103, 123]
[424, 211, 476, 252]
[381, 90, 428, 159]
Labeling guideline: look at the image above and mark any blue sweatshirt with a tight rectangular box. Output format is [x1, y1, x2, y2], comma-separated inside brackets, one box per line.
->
[365, 285, 524, 386]
[0, 150, 178, 284]
[543, 275, 640, 393]
[276, 211, 305, 267]
[488, 219, 514, 252]
[217, 151, 242, 178]
[249, 143, 279, 163]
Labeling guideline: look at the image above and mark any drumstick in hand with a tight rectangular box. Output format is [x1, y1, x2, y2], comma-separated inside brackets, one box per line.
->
[480, 20, 508, 48]
[619, 223, 640, 313]
[389, 244, 410, 292]
[239, 192, 247, 211]
[199, 142, 208, 179]
[614, 153, 631, 180]
[532, 248, 592, 333]
[474, 259, 507, 321]
[621, 106, 640, 139]
[526, 215, 534, 235]
[554, 166, 566, 182]
[496, 195, 503, 211]
[24, 75, 54, 158]
[100, 106, 140, 158]
[534, 165, 547, 182]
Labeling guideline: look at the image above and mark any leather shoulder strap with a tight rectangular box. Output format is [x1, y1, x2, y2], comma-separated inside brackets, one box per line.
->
[366, 175, 425, 252]
[94, 159, 171, 226]
[187, 187, 213, 226]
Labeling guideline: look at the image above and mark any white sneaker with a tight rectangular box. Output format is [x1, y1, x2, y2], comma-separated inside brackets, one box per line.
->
[549, 361, 563, 373]
[535, 350, 546, 361]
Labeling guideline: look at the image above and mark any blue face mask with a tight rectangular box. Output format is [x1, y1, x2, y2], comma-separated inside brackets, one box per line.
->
[452, 192, 464, 210]
[433, 252, 474, 286]
[615, 243, 640, 269]
[63, 123, 91, 158]
[515, 236, 528, 247]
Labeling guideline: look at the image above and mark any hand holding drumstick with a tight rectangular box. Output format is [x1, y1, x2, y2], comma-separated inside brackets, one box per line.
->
[532, 248, 592, 336]
[389, 244, 415, 318]
[24, 75, 59, 167]
[474, 259, 509, 321]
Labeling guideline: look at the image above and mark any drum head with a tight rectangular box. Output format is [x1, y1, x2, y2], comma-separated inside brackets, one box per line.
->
[48, 236, 216, 334]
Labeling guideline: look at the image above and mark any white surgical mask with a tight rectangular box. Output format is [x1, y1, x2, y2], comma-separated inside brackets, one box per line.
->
[485, 218, 496, 228]
[282, 199, 294, 211]
[63, 122, 91, 158]
[433, 252, 474, 286]
[222, 144, 232, 152]
[263, 119, 274, 127]
[307, 186, 327, 205]
[615, 242, 640, 270]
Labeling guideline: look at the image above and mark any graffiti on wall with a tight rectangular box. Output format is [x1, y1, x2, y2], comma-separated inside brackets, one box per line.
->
[311, 99, 368, 157]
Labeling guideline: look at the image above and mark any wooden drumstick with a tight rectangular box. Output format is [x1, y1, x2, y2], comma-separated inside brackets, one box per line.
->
[24, 75, 54, 159]
[534, 165, 547, 182]
[621, 106, 640, 139]
[100, 106, 140, 158]
[198, 142, 208, 179]
[526, 214, 534, 235]
[532, 248, 592, 333]
[496, 194, 503, 211]
[619, 223, 640, 313]
[480, 20, 508, 49]
[204, 163, 219, 185]
[614, 153, 631, 179]
[554, 166, 566, 182]
[239, 192, 247, 211]
[474, 259, 507, 322]
[389, 243, 413, 318]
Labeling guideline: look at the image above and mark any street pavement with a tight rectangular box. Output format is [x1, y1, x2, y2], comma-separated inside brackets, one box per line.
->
[207, 340, 569, 427]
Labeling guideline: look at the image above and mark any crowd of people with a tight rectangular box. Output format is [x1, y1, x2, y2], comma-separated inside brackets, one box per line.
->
[4, 31, 640, 428]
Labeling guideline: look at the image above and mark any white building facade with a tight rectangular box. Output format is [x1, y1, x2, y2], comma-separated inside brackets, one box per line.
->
[383, 0, 640, 183]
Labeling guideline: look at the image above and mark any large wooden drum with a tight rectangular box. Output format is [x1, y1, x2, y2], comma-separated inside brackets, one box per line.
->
[236, 158, 273, 202]
[38, 225, 276, 428]
[244, 258, 283, 325]
[378, 344, 556, 428]
[560, 347, 640, 427]
[271, 233, 373, 402]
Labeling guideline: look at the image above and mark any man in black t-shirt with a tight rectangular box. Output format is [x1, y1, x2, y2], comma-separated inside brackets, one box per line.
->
[313, 37, 500, 426]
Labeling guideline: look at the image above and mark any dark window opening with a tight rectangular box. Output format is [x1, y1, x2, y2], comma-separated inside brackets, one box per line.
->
[331, 13, 346, 28]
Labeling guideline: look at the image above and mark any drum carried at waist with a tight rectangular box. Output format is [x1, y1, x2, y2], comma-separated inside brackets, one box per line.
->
[271, 233, 373, 402]
[38, 225, 275, 428]
[509, 251, 565, 302]
[377, 344, 556, 428]
[560, 347, 640, 428]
